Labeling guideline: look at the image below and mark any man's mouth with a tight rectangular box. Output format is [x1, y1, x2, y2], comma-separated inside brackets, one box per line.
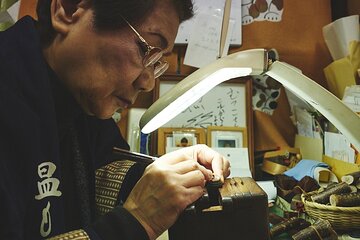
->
[116, 96, 132, 108]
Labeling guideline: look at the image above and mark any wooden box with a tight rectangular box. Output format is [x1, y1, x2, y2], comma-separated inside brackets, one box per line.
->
[169, 177, 270, 240]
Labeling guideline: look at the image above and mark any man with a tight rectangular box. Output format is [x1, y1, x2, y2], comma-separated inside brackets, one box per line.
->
[0, 0, 230, 239]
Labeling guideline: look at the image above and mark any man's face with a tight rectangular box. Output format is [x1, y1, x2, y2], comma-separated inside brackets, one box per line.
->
[47, 0, 179, 119]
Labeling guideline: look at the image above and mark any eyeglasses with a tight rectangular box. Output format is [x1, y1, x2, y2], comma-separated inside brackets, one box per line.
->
[123, 18, 169, 78]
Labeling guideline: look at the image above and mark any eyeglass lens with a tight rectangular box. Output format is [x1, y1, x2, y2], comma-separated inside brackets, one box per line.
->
[144, 48, 169, 78]
[154, 61, 169, 78]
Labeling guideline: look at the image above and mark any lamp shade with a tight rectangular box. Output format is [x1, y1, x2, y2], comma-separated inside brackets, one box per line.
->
[139, 48, 360, 151]
[140, 49, 269, 134]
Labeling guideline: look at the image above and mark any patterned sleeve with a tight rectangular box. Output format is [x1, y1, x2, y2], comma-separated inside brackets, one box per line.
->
[95, 160, 136, 215]
[47, 229, 90, 240]
[47, 160, 148, 240]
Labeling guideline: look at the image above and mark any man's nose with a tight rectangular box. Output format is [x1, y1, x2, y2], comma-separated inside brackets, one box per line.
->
[134, 67, 156, 92]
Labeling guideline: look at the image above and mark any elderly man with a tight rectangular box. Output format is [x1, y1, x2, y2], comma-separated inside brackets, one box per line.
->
[0, 0, 230, 239]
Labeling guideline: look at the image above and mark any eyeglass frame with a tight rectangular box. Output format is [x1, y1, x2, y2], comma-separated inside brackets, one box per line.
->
[122, 17, 169, 78]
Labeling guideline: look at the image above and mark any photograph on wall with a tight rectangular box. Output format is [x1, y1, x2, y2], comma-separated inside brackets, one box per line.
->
[207, 126, 247, 148]
[216, 137, 237, 148]
[157, 127, 206, 155]
[213, 131, 243, 148]
[172, 132, 196, 148]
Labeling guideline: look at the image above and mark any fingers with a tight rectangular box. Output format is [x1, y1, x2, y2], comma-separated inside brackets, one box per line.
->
[157, 147, 193, 165]
[182, 185, 205, 206]
[171, 160, 213, 181]
[214, 155, 231, 181]
[223, 159, 231, 177]
[180, 169, 207, 188]
[210, 153, 226, 182]
[158, 144, 231, 182]
[193, 145, 231, 182]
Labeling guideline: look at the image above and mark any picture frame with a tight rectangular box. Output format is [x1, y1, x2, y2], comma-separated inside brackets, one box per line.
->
[207, 126, 247, 148]
[154, 75, 253, 129]
[207, 126, 253, 177]
[157, 127, 206, 156]
[153, 74, 254, 175]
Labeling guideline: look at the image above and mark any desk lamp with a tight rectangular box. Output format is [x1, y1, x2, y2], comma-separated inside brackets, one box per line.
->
[139, 48, 360, 151]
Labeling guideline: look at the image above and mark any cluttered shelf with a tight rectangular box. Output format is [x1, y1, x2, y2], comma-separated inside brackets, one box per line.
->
[252, 130, 360, 239]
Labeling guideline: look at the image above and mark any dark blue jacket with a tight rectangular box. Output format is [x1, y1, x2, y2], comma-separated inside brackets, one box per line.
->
[0, 16, 148, 239]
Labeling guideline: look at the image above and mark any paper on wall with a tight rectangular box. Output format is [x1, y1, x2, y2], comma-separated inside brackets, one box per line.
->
[342, 85, 360, 113]
[323, 15, 360, 61]
[294, 106, 314, 138]
[324, 131, 356, 164]
[175, 0, 242, 46]
[213, 147, 252, 178]
[183, 12, 234, 68]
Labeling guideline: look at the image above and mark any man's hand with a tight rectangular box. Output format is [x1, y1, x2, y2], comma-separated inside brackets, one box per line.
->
[123, 144, 230, 239]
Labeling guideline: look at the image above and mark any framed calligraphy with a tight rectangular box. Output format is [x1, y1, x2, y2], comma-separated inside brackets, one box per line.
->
[153, 75, 254, 175]
[157, 127, 206, 156]
[154, 75, 253, 128]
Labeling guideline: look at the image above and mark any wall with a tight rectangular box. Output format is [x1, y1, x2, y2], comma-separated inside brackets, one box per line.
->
[18, 0, 36, 18]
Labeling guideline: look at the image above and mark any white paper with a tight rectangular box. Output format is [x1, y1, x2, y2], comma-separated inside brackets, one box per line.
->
[294, 106, 314, 138]
[213, 147, 252, 178]
[159, 81, 247, 129]
[324, 131, 355, 163]
[175, 0, 242, 46]
[256, 181, 277, 203]
[342, 85, 360, 113]
[323, 15, 360, 60]
[183, 12, 223, 68]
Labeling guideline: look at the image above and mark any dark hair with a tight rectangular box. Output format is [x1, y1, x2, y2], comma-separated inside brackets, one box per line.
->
[36, 0, 194, 46]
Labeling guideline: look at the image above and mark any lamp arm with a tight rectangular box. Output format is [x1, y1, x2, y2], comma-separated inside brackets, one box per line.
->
[266, 61, 360, 151]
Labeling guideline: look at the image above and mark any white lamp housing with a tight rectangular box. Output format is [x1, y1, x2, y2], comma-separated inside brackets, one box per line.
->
[140, 48, 360, 151]
[140, 49, 269, 134]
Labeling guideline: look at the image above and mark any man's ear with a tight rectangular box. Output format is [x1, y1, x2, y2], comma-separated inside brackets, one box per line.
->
[50, 0, 89, 35]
